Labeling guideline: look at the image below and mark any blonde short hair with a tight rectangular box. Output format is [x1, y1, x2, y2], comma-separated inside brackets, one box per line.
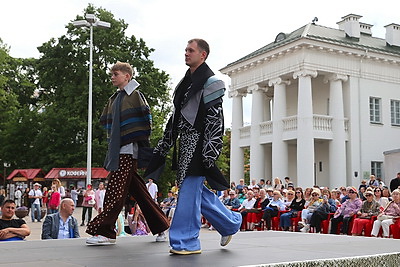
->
[111, 61, 134, 77]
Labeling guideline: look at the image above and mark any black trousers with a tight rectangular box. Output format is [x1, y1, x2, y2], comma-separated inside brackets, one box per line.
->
[330, 215, 352, 234]
[309, 212, 328, 233]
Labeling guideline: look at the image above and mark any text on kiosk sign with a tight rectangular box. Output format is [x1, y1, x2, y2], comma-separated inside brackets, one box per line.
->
[59, 170, 87, 177]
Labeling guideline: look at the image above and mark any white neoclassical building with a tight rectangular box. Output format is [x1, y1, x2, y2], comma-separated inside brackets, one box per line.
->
[220, 14, 400, 188]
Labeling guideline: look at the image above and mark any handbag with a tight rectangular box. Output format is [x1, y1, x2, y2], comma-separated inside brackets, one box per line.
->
[88, 199, 96, 205]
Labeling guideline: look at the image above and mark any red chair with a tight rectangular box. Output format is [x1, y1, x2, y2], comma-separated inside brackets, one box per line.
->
[290, 210, 302, 232]
[389, 218, 400, 239]
[320, 213, 334, 234]
[271, 210, 288, 231]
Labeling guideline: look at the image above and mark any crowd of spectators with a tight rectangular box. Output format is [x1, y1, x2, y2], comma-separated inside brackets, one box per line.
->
[221, 174, 400, 238]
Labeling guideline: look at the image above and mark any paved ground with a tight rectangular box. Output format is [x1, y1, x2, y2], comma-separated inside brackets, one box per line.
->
[2, 209, 400, 267]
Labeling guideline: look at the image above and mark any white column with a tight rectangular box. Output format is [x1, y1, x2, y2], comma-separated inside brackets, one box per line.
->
[249, 85, 265, 181]
[229, 90, 245, 185]
[326, 74, 348, 188]
[269, 77, 290, 180]
[293, 69, 317, 188]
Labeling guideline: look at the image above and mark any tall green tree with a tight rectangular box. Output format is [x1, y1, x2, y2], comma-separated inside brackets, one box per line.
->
[34, 5, 172, 171]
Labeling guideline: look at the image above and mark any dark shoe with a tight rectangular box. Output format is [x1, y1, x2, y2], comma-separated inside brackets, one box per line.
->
[80, 222, 85, 226]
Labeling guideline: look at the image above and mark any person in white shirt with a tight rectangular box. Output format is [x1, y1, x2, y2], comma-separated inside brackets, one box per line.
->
[28, 183, 43, 222]
[146, 178, 158, 202]
[95, 182, 106, 213]
[14, 188, 22, 207]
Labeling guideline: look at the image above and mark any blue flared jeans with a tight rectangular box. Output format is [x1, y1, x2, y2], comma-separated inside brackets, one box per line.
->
[169, 176, 241, 251]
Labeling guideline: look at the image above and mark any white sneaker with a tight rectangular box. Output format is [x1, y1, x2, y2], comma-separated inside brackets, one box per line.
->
[220, 235, 232, 246]
[156, 232, 166, 242]
[86, 235, 116, 245]
[298, 221, 305, 228]
[300, 225, 310, 233]
[201, 224, 209, 228]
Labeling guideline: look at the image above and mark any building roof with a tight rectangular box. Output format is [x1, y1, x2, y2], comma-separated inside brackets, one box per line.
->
[222, 23, 400, 70]
[45, 168, 109, 179]
[6, 169, 45, 180]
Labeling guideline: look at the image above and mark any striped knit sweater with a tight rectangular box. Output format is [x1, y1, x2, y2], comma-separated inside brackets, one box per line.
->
[100, 89, 152, 147]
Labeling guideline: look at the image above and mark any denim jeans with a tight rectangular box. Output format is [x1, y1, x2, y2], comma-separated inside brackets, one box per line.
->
[169, 176, 241, 251]
[31, 203, 41, 222]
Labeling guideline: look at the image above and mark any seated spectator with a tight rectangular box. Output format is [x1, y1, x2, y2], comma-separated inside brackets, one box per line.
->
[265, 188, 274, 201]
[223, 190, 241, 210]
[299, 188, 323, 232]
[371, 189, 400, 238]
[0, 200, 31, 241]
[273, 177, 284, 191]
[238, 190, 256, 222]
[304, 187, 313, 203]
[236, 179, 246, 193]
[351, 190, 380, 236]
[331, 189, 341, 206]
[339, 186, 349, 203]
[359, 180, 367, 192]
[382, 186, 392, 201]
[218, 190, 230, 202]
[283, 189, 295, 207]
[160, 191, 176, 217]
[247, 189, 269, 230]
[280, 189, 305, 231]
[368, 175, 379, 189]
[359, 186, 367, 201]
[330, 186, 362, 235]
[257, 179, 266, 189]
[257, 190, 286, 230]
[309, 189, 337, 233]
[248, 179, 259, 190]
[128, 203, 150, 236]
[41, 198, 80, 239]
[374, 187, 390, 208]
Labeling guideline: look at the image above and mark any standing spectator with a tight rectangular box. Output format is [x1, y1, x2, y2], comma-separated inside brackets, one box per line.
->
[81, 184, 95, 226]
[42, 187, 49, 209]
[390, 173, 400, 193]
[52, 178, 66, 198]
[22, 188, 30, 209]
[29, 183, 43, 222]
[330, 187, 362, 235]
[0, 200, 31, 241]
[70, 186, 79, 207]
[351, 190, 380, 236]
[86, 61, 169, 245]
[146, 178, 158, 202]
[48, 185, 61, 214]
[0, 189, 5, 207]
[94, 182, 106, 213]
[284, 177, 292, 189]
[41, 198, 80, 239]
[14, 188, 22, 208]
[371, 189, 400, 237]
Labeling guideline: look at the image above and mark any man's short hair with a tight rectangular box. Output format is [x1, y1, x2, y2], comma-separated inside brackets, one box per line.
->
[111, 61, 134, 77]
[188, 38, 210, 60]
[2, 199, 15, 207]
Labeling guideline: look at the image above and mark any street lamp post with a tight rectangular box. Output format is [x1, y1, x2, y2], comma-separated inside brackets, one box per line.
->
[73, 14, 110, 186]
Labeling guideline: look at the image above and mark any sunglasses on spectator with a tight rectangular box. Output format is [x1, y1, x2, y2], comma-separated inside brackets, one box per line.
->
[348, 191, 356, 194]
[287, 193, 294, 195]
[311, 193, 319, 196]
[229, 194, 235, 195]
[365, 194, 373, 197]
[296, 192, 301, 194]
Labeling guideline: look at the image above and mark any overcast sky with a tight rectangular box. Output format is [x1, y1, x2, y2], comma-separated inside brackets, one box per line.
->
[1, 0, 399, 127]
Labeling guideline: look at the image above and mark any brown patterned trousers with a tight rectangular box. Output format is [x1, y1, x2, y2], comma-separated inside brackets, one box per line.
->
[86, 154, 169, 239]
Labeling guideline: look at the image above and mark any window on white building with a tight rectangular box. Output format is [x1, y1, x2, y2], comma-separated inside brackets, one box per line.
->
[390, 99, 400, 126]
[369, 97, 381, 123]
[371, 161, 383, 179]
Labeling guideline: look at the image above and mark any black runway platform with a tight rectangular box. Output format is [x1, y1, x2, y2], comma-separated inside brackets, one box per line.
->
[1, 230, 399, 267]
